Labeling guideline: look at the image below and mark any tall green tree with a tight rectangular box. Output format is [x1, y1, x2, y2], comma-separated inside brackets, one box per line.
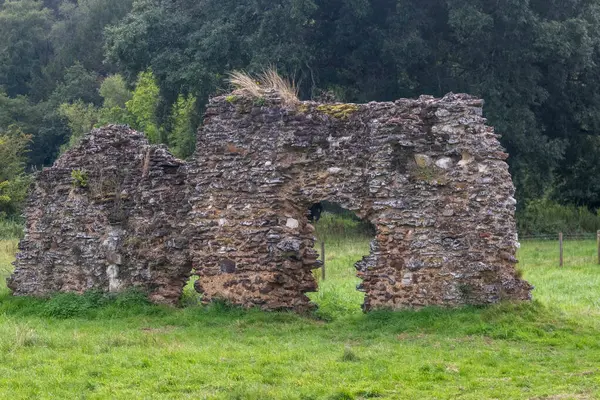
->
[49, 62, 101, 106]
[126, 70, 161, 143]
[0, 0, 53, 98]
[98, 74, 133, 126]
[49, 0, 133, 75]
[0, 125, 32, 216]
[168, 93, 196, 159]
[58, 100, 99, 150]
[100, 74, 132, 109]
[106, 0, 318, 105]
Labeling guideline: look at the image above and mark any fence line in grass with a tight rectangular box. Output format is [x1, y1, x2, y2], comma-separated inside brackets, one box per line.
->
[314, 233, 600, 270]
[519, 231, 600, 267]
[519, 234, 598, 241]
[320, 241, 326, 281]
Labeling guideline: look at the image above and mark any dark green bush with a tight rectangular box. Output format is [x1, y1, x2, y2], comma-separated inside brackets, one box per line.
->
[42, 291, 109, 318]
[0, 218, 23, 239]
[41, 289, 151, 319]
[517, 200, 600, 235]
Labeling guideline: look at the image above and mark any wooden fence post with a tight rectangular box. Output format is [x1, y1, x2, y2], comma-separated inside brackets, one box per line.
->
[321, 241, 326, 281]
[559, 232, 564, 267]
[597, 230, 600, 265]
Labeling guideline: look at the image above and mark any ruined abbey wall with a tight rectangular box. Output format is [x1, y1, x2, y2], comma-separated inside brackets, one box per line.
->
[8, 126, 191, 304]
[8, 92, 532, 311]
[186, 93, 532, 311]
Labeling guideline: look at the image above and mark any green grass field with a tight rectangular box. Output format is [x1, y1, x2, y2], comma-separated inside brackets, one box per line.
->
[0, 231, 599, 399]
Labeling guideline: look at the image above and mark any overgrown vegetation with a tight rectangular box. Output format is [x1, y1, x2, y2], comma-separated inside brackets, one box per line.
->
[517, 199, 600, 235]
[228, 68, 299, 105]
[70, 169, 88, 188]
[57, 70, 198, 157]
[315, 103, 359, 119]
[3, 0, 600, 228]
[0, 220, 23, 240]
[0, 126, 31, 216]
[0, 224, 599, 398]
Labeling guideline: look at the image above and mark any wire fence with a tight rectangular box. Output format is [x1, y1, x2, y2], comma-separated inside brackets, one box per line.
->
[519, 231, 600, 268]
[519, 233, 598, 241]
[311, 220, 600, 271]
[313, 232, 600, 271]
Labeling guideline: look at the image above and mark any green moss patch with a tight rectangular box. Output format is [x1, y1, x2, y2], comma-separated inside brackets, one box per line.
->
[316, 103, 359, 119]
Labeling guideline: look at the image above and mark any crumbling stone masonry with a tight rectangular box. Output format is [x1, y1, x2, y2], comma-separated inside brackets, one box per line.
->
[7, 126, 191, 304]
[8, 92, 533, 312]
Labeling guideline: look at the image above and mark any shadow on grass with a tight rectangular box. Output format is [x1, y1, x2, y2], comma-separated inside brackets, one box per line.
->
[0, 289, 597, 347]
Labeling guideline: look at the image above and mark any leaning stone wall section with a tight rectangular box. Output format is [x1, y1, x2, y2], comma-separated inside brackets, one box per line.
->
[186, 93, 532, 311]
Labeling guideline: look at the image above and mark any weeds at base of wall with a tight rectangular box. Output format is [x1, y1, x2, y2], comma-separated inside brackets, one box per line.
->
[42, 289, 153, 318]
[0, 289, 156, 319]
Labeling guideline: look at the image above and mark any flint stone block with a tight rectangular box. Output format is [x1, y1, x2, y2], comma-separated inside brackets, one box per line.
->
[286, 218, 299, 229]
[435, 157, 454, 169]
[414, 154, 432, 167]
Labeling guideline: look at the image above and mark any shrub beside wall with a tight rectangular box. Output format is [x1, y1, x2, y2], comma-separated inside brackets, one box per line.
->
[0, 219, 23, 240]
[517, 200, 600, 236]
[314, 203, 375, 244]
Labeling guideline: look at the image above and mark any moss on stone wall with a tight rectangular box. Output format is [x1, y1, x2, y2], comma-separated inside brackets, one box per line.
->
[412, 165, 448, 185]
[316, 104, 359, 119]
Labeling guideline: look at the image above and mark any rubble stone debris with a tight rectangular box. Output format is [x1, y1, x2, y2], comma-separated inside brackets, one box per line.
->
[8, 92, 533, 312]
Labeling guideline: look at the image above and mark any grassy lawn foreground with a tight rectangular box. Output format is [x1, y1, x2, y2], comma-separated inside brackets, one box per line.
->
[0, 236, 599, 399]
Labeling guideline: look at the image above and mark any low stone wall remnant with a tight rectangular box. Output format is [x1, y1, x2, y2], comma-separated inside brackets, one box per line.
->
[8, 125, 191, 304]
[8, 92, 533, 311]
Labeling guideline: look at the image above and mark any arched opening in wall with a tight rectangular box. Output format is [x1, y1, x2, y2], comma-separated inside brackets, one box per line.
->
[307, 201, 376, 319]
[180, 275, 203, 306]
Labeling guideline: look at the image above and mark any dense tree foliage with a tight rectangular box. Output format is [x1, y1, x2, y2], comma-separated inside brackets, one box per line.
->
[0, 125, 32, 216]
[2, 0, 600, 221]
[105, 0, 600, 209]
[168, 94, 197, 159]
[0, 0, 129, 175]
[125, 70, 161, 143]
[0, 0, 53, 99]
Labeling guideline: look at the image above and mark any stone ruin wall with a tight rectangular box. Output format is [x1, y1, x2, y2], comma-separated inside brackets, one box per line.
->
[188, 93, 532, 311]
[7, 126, 191, 304]
[8, 92, 533, 312]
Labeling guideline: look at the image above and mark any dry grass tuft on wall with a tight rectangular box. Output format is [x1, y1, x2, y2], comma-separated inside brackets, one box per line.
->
[228, 67, 299, 104]
[259, 68, 299, 104]
[228, 70, 262, 98]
